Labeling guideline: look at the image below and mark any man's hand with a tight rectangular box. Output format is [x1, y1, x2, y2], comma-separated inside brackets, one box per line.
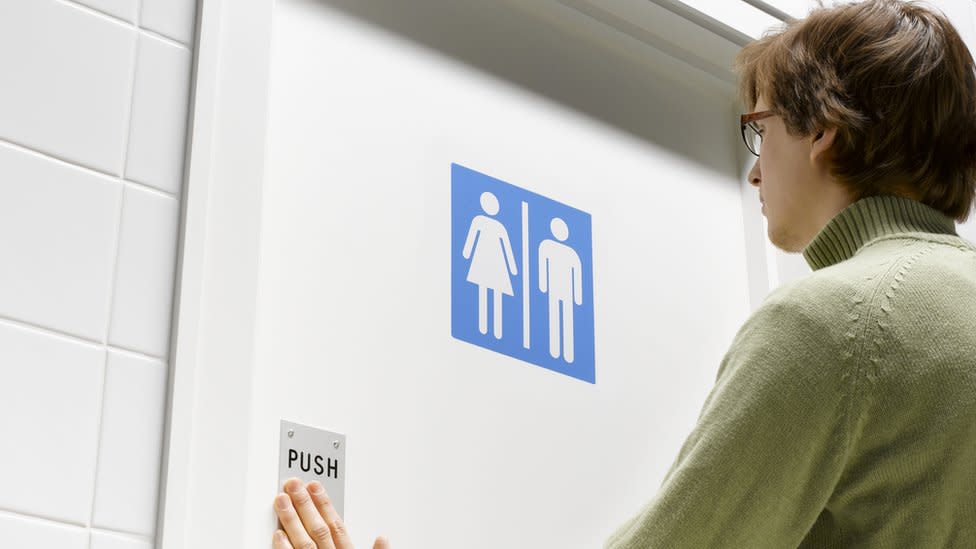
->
[273, 477, 391, 549]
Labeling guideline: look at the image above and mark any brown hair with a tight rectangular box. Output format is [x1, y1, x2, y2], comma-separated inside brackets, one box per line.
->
[734, 0, 976, 222]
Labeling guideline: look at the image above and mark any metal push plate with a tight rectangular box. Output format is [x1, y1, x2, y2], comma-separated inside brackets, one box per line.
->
[279, 419, 347, 519]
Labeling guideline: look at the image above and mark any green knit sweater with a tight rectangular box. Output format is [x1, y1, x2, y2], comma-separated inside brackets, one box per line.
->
[605, 195, 976, 548]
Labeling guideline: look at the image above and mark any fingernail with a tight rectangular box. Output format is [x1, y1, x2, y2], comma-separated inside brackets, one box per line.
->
[285, 478, 302, 493]
[275, 494, 290, 510]
[308, 481, 323, 494]
[274, 530, 287, 541]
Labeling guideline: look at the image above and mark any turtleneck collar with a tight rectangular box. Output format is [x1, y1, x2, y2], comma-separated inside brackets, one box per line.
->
[802, 194, 957, 271]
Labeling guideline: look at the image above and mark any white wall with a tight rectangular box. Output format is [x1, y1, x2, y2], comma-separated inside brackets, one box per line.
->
[0, 0, 196, 547]
[235, 1, 755, 547]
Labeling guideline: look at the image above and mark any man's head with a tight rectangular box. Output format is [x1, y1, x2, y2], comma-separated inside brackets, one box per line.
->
[735, 0, 976, 251]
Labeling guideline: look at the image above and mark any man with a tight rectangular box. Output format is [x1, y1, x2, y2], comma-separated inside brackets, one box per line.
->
[605, 0, 976, 546]
[270, 1, 976, 547]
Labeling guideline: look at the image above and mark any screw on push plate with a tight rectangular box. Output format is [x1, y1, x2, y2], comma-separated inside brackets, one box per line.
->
[333, 440, 341, 449]
[287, 430, 295, 438]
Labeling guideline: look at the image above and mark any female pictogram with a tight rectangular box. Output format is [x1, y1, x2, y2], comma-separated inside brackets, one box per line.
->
[461, 191, 518, 339]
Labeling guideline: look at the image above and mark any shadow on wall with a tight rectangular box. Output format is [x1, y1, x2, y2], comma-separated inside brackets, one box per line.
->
[298, 0, 739, 178]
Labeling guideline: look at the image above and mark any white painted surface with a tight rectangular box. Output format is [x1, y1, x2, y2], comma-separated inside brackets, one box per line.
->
[759, 0, 829, 19]
[737, 145, 772, 310]
[247, 1, 752, 547]
[960, 216, 976, 244]
[157, 0, 273, 545]
[674, 0, 784, 38]
[162, 0, 762, 545]
[0, 0, 196, 546]
[557, 0, 744, 85]
[930, 0, 976, 243]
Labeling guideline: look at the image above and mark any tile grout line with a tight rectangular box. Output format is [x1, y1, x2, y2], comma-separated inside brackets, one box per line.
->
[0, 138, 180, 201]
[0, 315, 168, 363]
[84, 354, 109, 536]
[0, 507, 87, 531]
[0, 508, 154, 543]
[55, 0, 191, 50]
[86, 0, 145, 540]
[90, 524, 156, 542]
[142, 26, 191, 51]
[0, 315, 100, 350]
[123, 179, 181, 201]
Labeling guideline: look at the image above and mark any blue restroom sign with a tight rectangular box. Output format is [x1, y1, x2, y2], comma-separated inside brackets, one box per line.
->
[451, 163, 595, 383]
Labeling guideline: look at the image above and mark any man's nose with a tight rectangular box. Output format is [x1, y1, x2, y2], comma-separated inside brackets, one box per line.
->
[747, 158, 761, 187]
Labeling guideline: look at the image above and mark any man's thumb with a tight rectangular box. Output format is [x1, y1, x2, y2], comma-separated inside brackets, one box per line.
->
[373, 536, 391, 549]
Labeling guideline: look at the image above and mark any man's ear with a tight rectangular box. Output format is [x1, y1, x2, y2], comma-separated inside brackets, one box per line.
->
[810, 127, 837, 164]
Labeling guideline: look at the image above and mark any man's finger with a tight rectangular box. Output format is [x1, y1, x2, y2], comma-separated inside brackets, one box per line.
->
[285, 477, 337, 549]
[273, 529, 294, 549]
[307, 480, 355, 549]
[373, 536, 391, 549]
[275, 492, 317, 549]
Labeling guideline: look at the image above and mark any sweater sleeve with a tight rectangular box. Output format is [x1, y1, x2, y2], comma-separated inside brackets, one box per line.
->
[605, 296, 864, 548]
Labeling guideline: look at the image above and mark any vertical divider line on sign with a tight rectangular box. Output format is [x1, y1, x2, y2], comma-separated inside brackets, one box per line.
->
[522, 201, 530, 349]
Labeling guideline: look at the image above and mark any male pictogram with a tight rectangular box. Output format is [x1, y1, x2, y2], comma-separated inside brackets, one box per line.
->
[538, 217, 582, 363]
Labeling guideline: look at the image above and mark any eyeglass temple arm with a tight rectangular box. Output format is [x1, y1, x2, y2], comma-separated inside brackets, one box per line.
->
[741, 110, 773, 125]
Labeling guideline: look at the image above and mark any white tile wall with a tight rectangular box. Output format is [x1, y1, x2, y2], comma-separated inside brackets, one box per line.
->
[0, 0, 196, 545]
[0, 321, 104, 524]
[91, 530, 154, 549]
[91, 351, 168, 535]
[0, 144, 122, 341]
[141, 0, 197, 44]
[125, 33, 193, 195]
[0, 0, 136, 174]
[0, 512, 89, 549]
[108, 186, 180, 357]
[71, 0, 139, 23]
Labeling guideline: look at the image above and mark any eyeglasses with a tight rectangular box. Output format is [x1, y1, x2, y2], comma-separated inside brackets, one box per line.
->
[741, 110, 775, 157]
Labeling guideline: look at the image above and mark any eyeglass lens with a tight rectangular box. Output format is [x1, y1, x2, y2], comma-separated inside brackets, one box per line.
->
[745, 124, 761, 155]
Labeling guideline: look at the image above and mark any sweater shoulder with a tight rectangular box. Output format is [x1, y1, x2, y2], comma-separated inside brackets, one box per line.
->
[755, 261, 873, 328]
[766, 237, 962, 312]
[787, 236, 976, 309]
[739, 248, 902, 357]
[718, 270, 862, 382]
[751, 237, 976, 358]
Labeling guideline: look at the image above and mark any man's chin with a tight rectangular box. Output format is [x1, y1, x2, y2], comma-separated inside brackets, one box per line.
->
[767, 225, 806, 253]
